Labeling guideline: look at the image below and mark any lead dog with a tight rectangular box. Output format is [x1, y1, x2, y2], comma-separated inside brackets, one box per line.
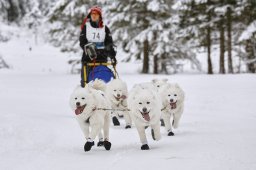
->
[69, 86, 111, 152]
[128, 85, 162, 150]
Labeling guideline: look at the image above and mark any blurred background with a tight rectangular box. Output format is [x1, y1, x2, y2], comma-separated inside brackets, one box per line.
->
[0, 0, 256, 75]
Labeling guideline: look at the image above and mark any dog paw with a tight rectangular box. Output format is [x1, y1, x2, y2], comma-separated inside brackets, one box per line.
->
[97, 141, 104, 147]
[160, 119, 165, 127]
[141, 144, 150, 150]
[84, 141, 94, 152]
[112, 117, 120, 126]
[125, 125, 131, 129]
[168, 131, 175, 136]
[103, 141, 112, 150]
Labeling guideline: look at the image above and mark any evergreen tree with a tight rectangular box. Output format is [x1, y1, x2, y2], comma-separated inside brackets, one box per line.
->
[178, 0, 250, 74]
[0, 0, 31, 23]
[23, 0, 43, 45]
[178, 0, 214, 74]
[109, 0, 200, 74]
[238, 0, 256, 73]
[108, 0, 154, 73]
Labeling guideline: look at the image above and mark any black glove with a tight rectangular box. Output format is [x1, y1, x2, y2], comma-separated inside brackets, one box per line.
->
[105, 44, 117, 58]
[84, 43, 97, 60]
[110, 48, 117, 58]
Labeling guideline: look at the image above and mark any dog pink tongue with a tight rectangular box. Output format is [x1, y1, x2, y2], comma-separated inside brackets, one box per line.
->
[121, 95, 127, 99]
[75, 108, 82, 115]
[143, 113, 150, 121]
[170, 103, 177, 109]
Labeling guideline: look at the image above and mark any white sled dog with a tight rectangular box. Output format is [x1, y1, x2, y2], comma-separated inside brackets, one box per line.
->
[128, 85, 162, 150]
[151, 78, 169, 126]
[69, 85, 111, 152]
[152, 78, 169, 91]
[106, 79, 132, 129]
[88, 78, 107, 92]
[159, 83, 185, 136]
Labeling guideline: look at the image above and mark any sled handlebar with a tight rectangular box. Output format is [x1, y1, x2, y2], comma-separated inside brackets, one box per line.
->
[86, 62, 113, 66]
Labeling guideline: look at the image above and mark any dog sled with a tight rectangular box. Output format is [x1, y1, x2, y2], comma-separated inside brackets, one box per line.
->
[82, 42, 118, 85]
[82, 62, 118, 84]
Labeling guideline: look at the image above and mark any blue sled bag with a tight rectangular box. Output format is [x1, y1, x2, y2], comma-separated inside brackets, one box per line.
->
[88, 65, 114, 83]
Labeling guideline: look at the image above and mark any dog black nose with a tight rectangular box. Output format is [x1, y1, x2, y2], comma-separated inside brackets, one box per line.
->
[170, 99, 174, 103]
[76, 102, 80, 106]
[142, 107, 147, 112]
[117, 94, 120, 97]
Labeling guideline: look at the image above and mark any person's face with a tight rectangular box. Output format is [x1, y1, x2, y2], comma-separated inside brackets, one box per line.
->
[91, 11, 100, 22]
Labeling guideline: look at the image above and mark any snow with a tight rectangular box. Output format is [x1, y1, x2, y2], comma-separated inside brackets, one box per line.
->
[172, 0, 207, 10]
[148, 0, 161, 12]
[0, 28, 69, 74]
[1, 71, 256, 170]
[1, 28, 256, 170]
[0, 23, 20, 42]
[239, 21, 256, 42]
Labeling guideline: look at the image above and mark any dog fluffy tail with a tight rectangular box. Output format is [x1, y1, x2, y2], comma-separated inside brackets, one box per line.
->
[89, 79, 106, 92]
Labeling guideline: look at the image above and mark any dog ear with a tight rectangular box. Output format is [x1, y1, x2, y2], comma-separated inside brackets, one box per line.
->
[181, 91, 185, 100]
[179, 87, 185, 99]
[174, 83, 185, 98]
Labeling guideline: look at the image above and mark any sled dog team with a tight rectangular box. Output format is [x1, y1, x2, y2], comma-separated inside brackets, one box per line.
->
[69, 78, 185, 152]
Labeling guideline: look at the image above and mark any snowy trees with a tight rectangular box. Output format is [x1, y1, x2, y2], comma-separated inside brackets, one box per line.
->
[1, 0, 256, 74]
[0, 0, 32, 23]
[178, 0, 256, 74]
[47, 0, 105, 53]
[214, 0, 243, 74]
[178, 0, 216, 74]
[108, 0, 200, 74]
[238, 1, 256, 73]
[107, 0, 154, 73]
[23, 0, 43, 45]
[226, 6, 233, 73]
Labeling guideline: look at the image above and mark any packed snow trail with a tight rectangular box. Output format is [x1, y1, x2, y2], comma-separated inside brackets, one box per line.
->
[0, 72, 256, 170]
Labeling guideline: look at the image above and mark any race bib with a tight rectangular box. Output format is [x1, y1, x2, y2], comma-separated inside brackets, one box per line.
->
[86, 22, 106, 49]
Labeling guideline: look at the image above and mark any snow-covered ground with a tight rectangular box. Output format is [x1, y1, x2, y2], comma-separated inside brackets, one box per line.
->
[1, 31, 256, 170]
